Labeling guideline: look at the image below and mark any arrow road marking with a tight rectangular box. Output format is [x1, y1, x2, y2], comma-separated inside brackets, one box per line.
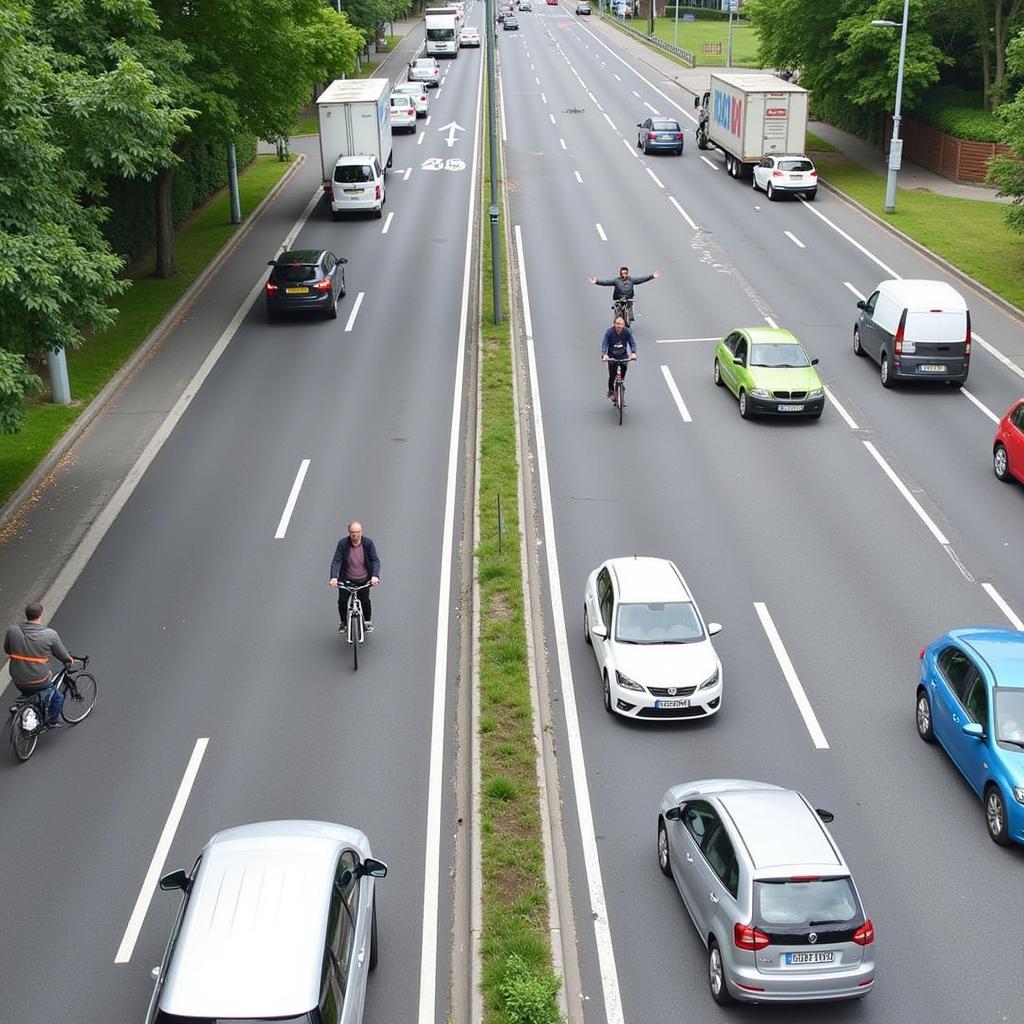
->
[438, 120, 465, 147]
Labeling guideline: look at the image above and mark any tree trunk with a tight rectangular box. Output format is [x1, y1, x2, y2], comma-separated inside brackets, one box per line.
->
[155, 166, 176, 279]
[979, 7, 992, 109]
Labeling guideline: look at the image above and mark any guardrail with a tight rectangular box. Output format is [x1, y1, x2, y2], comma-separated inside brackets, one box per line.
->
[600, 13, 696, 67]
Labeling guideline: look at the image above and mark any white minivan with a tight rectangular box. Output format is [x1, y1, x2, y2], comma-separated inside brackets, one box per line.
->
[854, 279, 970, 388]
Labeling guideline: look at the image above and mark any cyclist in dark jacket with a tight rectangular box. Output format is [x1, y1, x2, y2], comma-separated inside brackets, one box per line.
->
[601, 316, 637, 397]
[588, 266, 661, 300]
[329, 522, 381, 632]
[4, 602, 73, 727]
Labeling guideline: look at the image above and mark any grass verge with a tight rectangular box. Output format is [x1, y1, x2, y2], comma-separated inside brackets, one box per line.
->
[805, 145, 1024, 311]
[0, 154, 294, 507]
[477, 91, 563, 1024]
[644, 17, 759, 66]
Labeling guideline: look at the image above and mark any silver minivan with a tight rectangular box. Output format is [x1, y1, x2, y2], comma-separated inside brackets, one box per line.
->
[146, 820, 387, 1024]
[854, 278, 971, 387]
[657, 780, 875, 1005]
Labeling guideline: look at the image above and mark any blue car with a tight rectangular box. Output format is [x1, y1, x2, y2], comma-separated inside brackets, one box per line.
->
[917, 628, 1024, 846]
[636, 117, 684, 156]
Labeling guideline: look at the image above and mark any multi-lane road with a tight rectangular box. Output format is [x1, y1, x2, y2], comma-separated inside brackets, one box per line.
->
[500, 8, 1024, 1024]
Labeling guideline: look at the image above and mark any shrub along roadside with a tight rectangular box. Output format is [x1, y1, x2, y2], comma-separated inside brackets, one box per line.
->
[477, 94, 563, 1023]
[0, 155, 295, 508]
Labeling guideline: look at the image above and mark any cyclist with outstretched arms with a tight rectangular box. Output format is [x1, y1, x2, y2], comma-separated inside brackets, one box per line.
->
[588, 266, 661, 326]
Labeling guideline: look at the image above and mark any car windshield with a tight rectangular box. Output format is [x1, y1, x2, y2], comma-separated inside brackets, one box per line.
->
[413, 60, 435, 68]
[651, 120, 679, 132]
[994, 688, 1024, 747]
[754, 878, 859, 928]
[750, 343, 810, 368]
[779, 159, 814, 172]
[615, 602, 704, 644]
[274, 263, 317, 283]
[334, 164, 373, 184]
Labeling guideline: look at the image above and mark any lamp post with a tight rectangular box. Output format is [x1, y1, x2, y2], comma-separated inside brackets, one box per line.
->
[872, 0, 910, 214]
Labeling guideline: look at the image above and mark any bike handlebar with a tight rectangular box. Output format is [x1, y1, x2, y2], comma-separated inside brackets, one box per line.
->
[337, 581, 373, 593]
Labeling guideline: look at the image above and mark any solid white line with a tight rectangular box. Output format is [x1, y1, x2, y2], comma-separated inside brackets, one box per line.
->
[381, 211, 394, 235]
[862, 441, 949, 545]
[784, 230, 805, 249]
[843, 281, 866, 301]
[595, 222, 607, 241]
[516, 224, 624, 1023]
[602, 112, 616, 131]
[417, 48, 482, 1024]
[574, 170, 583, 183]
[699, 155, 717, 170]
[404, 167, 412, 181]
[961, 387, 999, 424]
[115, 738, 209, 962]
[799, 200, 900, 278]
[656, 337, 719, 344]
[644, 101, 659, 113]
[668, 196, 698, 231]
[344, 292, 364, 332]
[660, 365, 692, 423]
[645, 168, 664, 189]
[274, 459, 310, 539]
[824, 387, 859, 430]
[754, 604, 829, 749]
[974, 332, 1024, 383]
[982, 583, 1024, 631]
[764, 315, 778, 329]
[559, 138, 567, 150]
[500, 75, 508, 142]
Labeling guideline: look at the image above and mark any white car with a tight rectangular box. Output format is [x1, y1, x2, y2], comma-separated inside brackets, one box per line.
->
[459, 25, 481, 46]
[752, 154, 817, 200]
[329, 155, 385, 219]
[583, 556, 722, 720]
[393, 81, 429, 117]
[389, 93, 417, 133]
[408, 57, 441, 88]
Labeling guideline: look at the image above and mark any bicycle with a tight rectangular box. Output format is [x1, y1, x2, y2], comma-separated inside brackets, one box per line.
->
[8, 656, 97, 762]
[609, 359, 629, 425]
[612, 298, 635, 328]
[338, 582, 373, 671]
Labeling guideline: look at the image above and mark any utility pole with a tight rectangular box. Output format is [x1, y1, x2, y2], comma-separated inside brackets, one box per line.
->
[227, 143, 241, 224]
[486, 0, 502, 323]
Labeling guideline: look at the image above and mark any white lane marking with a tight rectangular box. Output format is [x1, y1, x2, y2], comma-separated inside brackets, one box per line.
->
[961, 387, 999, 424]
[764, 316, 778, 328]
[784, 230, 805, 249]
[974, 332, 1024, 383]
[516, 224, 625, 1023]
[754, 604, 829, 749]
[559, 138, 567, 150]
[274, 459, 310, 539]
[114, 738, 209, 963]
[596, 223, 608, 241]
[602, 112, 616, 130]
[542, 92, 548, 104]
[549, 113, 556, 125]
[418, 131, 426, 145]
[843, 281, 866, 301]
[418, 48, 482, 1024]
[382, 211, 394, 234]
[799, 200, 899, 278]
[535, 76, 541, 85]
[404, 167, 412, 181]
[643, 101, 659, 113]
[632, 89, 640, 98]
[574, 170, 583, 183]
[614, 72, 621, 81]
[660, 365, 693, 423]
[344, 292, 364, 333]
[983, 583, 1024, 630]
[622, 138, 638, 159]
[500, 76, 508, 142]
[425, 116, 432, 126]
[699, 155, 717, 170]
[656, 337, 719, 344]
[645, 168, 664, 189]
[862, 441, 949, 545]
[669, 196, 698, 231]
[824, 387, 859, 430]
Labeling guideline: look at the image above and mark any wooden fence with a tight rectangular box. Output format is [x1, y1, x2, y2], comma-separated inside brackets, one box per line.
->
[882, 117, 1013, 185]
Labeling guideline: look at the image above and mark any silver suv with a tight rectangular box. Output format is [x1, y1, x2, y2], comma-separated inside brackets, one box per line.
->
[146, 820, 387, 1024]
[657, 780, 875, 1005]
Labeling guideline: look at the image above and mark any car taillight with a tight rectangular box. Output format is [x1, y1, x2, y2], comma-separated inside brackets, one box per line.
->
[647, 132, 657, 140]
[314, 278, 332, 292]
[772, 169, 783, 177]
[852, 919, 875, 946]
[375, 184, 381, 199]
[965, 312, 972, 356]
[734, 922, 770, 951]
[325, 185, 334, 200]
[919, 646, 926, 660]
[675, 133, 684, 141]
[893, 311, 906, 355]
[265, 282, 278, 295]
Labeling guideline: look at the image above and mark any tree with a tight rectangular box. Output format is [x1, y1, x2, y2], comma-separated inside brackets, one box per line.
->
[988, 29, 1024, 232]
[975, 0, 1024, 108]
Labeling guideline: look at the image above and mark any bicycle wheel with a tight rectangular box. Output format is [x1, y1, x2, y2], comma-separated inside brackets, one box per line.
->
[616, 382, 624, 425]
[352, 621, 359, 671]
[62, 672, 98, 724]
[11, 708, 40, 762]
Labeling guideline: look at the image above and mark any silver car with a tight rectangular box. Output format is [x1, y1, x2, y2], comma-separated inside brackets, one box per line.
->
[657, 780, 875, 1005]
[146, 820, 387, 1023]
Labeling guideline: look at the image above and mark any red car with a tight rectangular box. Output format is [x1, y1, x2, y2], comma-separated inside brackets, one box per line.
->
[994, 397, 1024, 484]
[546, 0, 558, 5]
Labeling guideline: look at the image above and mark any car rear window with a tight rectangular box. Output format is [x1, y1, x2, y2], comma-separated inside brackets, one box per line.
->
[274, 263, 317, 283]
[754, 877, 859, 928]
[334, 164, 373, 184]
[778, 159, 814, 172]
[616, 602, 704, 644]
[651, 120, 680, 132]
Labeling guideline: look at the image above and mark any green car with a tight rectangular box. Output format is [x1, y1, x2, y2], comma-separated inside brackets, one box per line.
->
[713, 327, 825, 419]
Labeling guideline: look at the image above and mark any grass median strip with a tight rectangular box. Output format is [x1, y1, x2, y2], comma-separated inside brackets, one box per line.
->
[477, 90, 563, 1023]
[0, 154, 294, 507]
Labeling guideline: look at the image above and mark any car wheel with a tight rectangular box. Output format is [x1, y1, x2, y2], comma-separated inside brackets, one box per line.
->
[948, 379, 964, 390]
[880, 352, 894, 388]
[657, 819, 672, 877]
[636, 134, 642, 149]
[915, 688, 935, 742]
[675, 147, 683, 156]
[985, 785, 1012, 846]
[584, 606, 592, 646]
[266, 305, 276, 322]
[696, 128, 708, 151]
[340, 273, 347, 299]
[805, 189, 817, 200]
[751, 174, 759, 191]
[994, 444, 1011, 482]
[328, 293, 339, 320]
[708, 939, 734, 1005]
[739, 389, 752, 419]
[713, 359, 723, 387]
[603, 672, 612, 714]
[375, 203, 384, 220]
[853, 326, 864, 356]
[331, 210, 341, 222]
[369, 897, 379, 970]
[767, 182, 776, 201]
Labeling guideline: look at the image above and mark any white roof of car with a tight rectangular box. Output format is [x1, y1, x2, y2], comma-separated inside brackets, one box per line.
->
[607, 556, 690, 604]
[876, 278, 967, 311]
[412, 57, 439, 66]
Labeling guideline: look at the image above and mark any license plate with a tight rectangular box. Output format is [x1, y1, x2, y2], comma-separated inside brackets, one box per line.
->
[286, 287, 309, 294]
[785, 951, 835, 965]
[655, 699, 690, 709]
[344, 188, 363, 195]
[920, 364, 947, 372]
[778, 404, 805, 412]
[660, 134, 674, 140]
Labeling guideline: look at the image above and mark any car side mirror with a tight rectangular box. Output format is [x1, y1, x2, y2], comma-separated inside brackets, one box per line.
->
[707, 622, 722, 636]
[962, 722, 984, 740]
[815, 808, 834, 823]
[735, 357, 744, 367]
[856, 300, 865, 310]
[811, 358, 819, 366]
[159, 869, 191, 893]
[359, 857, 389, 878]
[339, 257, 348, 264]
[267, 259, 277, 266]
[693, 96, 700, 108]
[637, 122, 643, 128]
[591, 625, 608, 640]
[664, 806, 682, 821]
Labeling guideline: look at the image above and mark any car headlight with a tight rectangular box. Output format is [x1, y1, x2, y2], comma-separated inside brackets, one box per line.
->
[1013, 786, 1024, 805]
[698, 668, 720, 691]
[750, 388, 771, 399]
[615, 671, 644, 692]
[809, 388, 824, 399]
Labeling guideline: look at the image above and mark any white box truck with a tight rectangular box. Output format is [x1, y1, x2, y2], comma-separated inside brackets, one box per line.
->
[425, 7, 459, 57]
[694, 73, 809, 179]
[316, 79, 393, 218]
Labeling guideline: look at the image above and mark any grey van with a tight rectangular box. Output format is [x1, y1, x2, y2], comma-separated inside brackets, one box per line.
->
[657, 780, 875, 1005]
[854, 278, 970, 387]
[146, 820, 387, 1024]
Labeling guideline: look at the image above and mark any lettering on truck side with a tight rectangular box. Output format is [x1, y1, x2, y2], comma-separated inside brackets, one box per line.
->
[712, 90, 742, 138]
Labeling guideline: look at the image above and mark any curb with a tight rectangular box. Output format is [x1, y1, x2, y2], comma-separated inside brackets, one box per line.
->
[0, 152, 307, 530]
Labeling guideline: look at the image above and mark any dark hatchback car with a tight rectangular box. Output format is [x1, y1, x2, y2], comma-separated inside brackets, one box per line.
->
[637, 117, 684, 155]
[266, 250, 347, 321]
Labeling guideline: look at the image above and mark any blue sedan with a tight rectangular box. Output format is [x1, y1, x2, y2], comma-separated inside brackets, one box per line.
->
[916, 628, 1024, 846]
[636, 117, 684, 156]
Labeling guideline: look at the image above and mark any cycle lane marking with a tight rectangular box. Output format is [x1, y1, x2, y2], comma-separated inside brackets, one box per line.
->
[274, 459, 311, 539]
[114, 737, 209, 963]
[660, 365, 692, 423]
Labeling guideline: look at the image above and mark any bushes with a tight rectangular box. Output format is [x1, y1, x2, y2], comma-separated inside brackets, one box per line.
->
[911, 86, 1001, 142]
[500, 955, 563, 1024]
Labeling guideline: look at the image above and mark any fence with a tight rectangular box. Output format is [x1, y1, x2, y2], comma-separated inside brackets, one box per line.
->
[882, 117, 1014, 185]
[603, 12, 696, 66]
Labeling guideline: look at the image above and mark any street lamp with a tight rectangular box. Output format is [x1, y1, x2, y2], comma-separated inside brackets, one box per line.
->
[872, 0, 910, 214]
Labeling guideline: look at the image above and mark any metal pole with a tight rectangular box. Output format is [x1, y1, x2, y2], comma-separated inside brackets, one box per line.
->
[486, 0, 503, 324]
[47, 348, 71, 405]
[227, 142, 241, 224]
[727, 1, 734, 68]
[884, 0, 910, 214]
[673, 0, 679, 48]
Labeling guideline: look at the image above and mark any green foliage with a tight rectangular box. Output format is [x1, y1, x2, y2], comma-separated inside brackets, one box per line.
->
[485, 776, 518, 802]
[663, 5, 739, 20]
[499, 955, 563, 1024]
[0, 352, 42, 435]
[989, 29, 1024, 233]
[925, 107, 1001, 141]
